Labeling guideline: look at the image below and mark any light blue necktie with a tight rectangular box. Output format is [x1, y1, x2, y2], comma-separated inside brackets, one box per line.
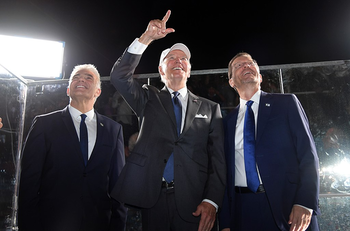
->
[244, 100, 260, 192]
[80, 114, 88, 166]
[163, 92, 182, 183]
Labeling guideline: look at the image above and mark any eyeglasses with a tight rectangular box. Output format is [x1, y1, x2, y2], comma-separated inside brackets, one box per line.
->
[232, 61, 256, 70]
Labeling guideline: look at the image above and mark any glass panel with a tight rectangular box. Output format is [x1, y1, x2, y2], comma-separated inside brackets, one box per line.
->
[1, 60, 350, 230]
[0, 65, 27, 230]
[282, 61, 350, 194]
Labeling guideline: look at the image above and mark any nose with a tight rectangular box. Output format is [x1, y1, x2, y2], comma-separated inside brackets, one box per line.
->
[77, 76, 86, 82]
[175, 57, 182, 63]
[243, 62, 250, 68]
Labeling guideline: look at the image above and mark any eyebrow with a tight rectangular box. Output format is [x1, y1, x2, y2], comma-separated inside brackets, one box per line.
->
[73, 73, 93, 77]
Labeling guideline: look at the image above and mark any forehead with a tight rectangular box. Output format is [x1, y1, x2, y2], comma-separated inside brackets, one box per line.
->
[232, 55, 253, 64]
[73, 69, 96, 77]
[166, 49, 187, 58]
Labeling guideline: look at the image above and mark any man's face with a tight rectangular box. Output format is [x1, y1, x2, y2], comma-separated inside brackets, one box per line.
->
[229, 55, 262, 90]
[67, 69, 101, 101]
[159, 49, 191, 87]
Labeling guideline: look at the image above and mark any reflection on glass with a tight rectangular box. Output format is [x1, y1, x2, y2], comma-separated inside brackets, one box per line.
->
[1, 60, 350, 230]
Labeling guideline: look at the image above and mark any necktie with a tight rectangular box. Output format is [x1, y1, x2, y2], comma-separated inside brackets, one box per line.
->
[244, 100, 260, 192]
[80, 114, 88, 166]
[163, 92, 182, 183]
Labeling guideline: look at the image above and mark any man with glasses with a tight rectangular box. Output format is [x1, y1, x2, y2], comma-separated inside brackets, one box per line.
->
[219, 52, 320, 231]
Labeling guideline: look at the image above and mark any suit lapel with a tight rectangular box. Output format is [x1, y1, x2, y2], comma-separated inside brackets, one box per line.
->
[182, 91, 201, 136]
[62, 107, 86, 165]
[159, 87, 178, 135]
[89, 112, 104, 164]
[256, 91, 272, 144]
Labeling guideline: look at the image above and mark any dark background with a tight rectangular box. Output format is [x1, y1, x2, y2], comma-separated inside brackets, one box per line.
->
[1, 0, 350, 77]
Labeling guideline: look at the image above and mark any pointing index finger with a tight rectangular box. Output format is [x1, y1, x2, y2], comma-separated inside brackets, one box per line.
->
[162, 10, 171, 25]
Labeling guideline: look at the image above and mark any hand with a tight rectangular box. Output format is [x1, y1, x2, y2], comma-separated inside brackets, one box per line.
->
[139, 10, 175, 45]
[192, 201, 216, 231]
[288, 205, 312, 231]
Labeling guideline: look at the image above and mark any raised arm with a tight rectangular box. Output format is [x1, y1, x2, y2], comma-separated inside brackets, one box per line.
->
[139, 10, 175, 45]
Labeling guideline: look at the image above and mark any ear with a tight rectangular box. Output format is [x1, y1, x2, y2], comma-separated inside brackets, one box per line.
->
[228, 78, 235, 88]
[158, 65, 165, 76]
[94, 88, 101, 98]
[66, 87, 70, 96]
[259, 74, 263, 83]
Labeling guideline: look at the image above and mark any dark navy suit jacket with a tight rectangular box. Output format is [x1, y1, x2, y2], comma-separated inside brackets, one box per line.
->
[219, 91, 320, 230]
[18, 107, 127, 231]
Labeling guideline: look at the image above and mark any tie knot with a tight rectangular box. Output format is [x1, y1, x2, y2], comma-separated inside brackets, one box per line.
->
[173, 91, 180, 98]
[246, 100, 254, 108]
[81, 114, 87, 122]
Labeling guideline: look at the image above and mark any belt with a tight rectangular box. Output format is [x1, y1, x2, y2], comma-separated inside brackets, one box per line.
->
[235, 184, 265, 194]
[162, 180, 174, 189]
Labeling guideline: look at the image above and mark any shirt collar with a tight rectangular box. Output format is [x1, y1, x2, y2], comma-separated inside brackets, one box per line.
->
[239, 90, 261, 109]
[168, 86, 188, 99]
[68, 105, 95, 121]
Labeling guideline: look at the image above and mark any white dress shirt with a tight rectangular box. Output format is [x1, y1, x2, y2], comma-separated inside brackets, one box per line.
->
[68, 105, 97, 160]
[235, 90, 262, 187]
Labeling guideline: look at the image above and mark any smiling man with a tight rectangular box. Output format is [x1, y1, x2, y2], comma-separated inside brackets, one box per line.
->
[18, 64, 127, 231]
[219, 52, 320, 231]
[110, 10, 226, 231]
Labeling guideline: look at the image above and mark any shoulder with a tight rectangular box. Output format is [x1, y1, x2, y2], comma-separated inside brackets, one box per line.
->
[189, 91, 218, 106]
[261, 91, 299, 104]
[96, 112, 122, 128]
[34, 108, 66, 122]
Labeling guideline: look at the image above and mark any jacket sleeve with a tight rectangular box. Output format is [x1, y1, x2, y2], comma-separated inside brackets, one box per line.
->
[110, 49, 148, 117]
[18, 117, 46, 231]
[108, 122, 127, 231]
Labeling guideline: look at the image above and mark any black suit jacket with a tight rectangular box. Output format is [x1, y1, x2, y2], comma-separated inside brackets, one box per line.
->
[110, 50, 226, 223]
[18, 107, 127, 231]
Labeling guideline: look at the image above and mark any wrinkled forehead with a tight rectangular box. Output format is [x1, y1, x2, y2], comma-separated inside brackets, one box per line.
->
[232, 54, 254, 64]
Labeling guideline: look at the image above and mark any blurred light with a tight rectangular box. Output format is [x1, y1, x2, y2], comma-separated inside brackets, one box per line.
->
[0, 35, 65, 78]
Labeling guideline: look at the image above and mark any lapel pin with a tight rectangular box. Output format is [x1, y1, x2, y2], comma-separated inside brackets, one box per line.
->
[100, 123, 104, 127]
[265, 103, 270, 107]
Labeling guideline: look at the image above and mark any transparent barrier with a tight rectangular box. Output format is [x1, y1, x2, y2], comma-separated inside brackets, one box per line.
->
[0, 60, 349, 230]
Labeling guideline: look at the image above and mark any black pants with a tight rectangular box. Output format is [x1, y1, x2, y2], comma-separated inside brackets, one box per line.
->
[141, 188, 199, 231]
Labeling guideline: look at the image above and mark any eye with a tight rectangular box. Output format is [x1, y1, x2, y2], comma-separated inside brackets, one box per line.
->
[234, 63, 242, 69]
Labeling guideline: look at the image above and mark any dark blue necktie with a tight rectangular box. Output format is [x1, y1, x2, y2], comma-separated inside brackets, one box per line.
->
[163, 92, 182, 183]
[80, 114, 88, 166]
[244, 100, 260, 192]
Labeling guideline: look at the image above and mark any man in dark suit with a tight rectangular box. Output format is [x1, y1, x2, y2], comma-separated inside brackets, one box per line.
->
[18, 64, 127, 231]
[110, 10, 226, 231]
[219, 52, 320, 231]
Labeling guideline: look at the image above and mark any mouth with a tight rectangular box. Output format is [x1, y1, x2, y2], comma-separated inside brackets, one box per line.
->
[243, 70, 255, 76]
[173, 67, 183, 71]
[76, 85, 87, 89]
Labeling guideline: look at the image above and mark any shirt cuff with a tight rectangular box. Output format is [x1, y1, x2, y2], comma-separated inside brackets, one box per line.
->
[127, 38, 148, 55]
[294, 204, 313, 215]
[202, 199, 218, 213]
